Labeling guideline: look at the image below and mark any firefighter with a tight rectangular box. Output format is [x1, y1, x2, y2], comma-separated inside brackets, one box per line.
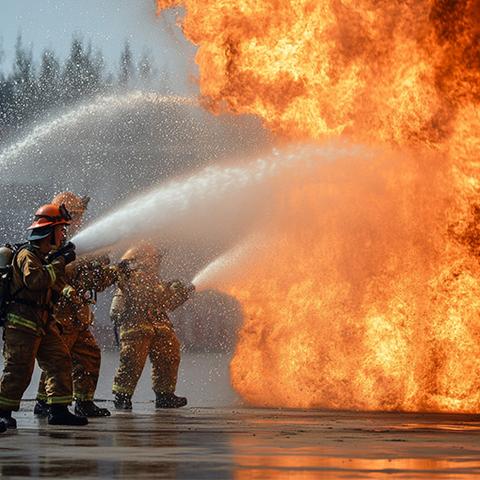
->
[34, 192, 117, 418]
[0, 204, 88, 427]
[111, 242, 194, 409]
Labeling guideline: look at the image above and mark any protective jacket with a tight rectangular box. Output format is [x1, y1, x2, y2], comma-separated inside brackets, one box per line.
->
[7, 245, 67, 334]
[55, 255, 118, 331]
[110, 270, 190, 333]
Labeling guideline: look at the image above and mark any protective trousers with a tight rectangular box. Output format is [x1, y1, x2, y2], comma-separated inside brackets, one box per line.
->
[37, 327, 101, 402]
[0, 323, 73, 410]
[112, 324, 180, 396]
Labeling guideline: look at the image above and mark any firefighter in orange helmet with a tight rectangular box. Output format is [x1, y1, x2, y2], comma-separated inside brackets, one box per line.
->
[0, 204, 88, 427]
[111, 241, 194, 409]
[34, 192, 117, 418]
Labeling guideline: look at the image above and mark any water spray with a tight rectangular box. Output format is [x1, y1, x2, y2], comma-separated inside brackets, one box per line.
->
[192, 234, 264, 291]
[72, 143, 360, 256]
[0, 91, 195, 168]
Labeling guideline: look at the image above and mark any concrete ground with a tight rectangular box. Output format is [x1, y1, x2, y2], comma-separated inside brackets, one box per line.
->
[1, 352, 480, 479]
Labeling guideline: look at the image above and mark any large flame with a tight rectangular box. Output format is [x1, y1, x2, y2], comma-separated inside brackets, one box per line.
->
[157, 0, 480, 412]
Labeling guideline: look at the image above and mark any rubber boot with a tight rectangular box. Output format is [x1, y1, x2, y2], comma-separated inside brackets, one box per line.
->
[155, 392, 187, 409]
[113, 393, 132, 410]
[34, 399, 49, 417]
[75, 400, 111, 417]
[0, 410, 17, 429]
[48, 405, 88, 426]
[0, 420, 6, 433]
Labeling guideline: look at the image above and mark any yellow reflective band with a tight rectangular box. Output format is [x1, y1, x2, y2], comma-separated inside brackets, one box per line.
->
[0, 395, 20, 407]
[74, 393, 94, 401]
[46, 396, 72, 405]
[120, 326, 153, 338]
[36, 393, 48, 401]
[7, 313, 38, 332]
[112, 384, 134, 395]
[62, 286, 74, 298]
[45, 264, 56, 285]
[120, 328, 138, 337]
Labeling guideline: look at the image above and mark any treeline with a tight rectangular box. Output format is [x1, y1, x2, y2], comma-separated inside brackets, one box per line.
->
[0, 35, 156, 137]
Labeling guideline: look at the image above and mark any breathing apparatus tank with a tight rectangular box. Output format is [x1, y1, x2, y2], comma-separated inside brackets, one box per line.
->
[0, 245, 14, 274]
[0, 245, 14, 326]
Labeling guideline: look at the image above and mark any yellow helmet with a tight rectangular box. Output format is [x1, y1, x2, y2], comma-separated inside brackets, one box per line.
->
[52, 192, 90, 216]
[121, 241, 163, 270]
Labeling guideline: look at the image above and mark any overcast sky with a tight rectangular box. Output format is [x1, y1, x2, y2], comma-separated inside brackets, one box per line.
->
[0, 0, 197, 93]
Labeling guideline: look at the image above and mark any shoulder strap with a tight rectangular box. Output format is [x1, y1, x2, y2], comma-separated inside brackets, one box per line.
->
[9, 243, 32, 300]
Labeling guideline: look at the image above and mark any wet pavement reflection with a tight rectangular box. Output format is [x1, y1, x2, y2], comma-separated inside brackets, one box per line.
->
[1, 406, 480, 479]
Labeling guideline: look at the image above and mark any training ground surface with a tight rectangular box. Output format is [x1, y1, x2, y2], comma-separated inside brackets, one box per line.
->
[1, 353, 480, 479]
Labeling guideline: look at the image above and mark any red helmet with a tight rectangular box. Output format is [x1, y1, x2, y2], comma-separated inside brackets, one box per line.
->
[27, 204, 72, 230]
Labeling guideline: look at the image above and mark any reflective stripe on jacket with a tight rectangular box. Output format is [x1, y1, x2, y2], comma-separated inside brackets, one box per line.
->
[7, 245, 66, 332]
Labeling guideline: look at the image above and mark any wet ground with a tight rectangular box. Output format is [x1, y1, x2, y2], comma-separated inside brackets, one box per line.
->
[1, 353, 480, 479]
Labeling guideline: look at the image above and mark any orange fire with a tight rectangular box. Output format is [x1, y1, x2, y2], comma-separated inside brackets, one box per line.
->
[157, 1, 480, 412]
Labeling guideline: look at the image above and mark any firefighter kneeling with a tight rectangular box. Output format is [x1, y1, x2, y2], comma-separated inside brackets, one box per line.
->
[0, 204, 88, 429]
[111, 242, 194, 410]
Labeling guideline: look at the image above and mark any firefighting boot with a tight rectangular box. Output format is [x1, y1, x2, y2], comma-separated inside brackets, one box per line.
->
[48, 405, 88, 426]
[0, 419, 6, 433]
[113, 393, 132, 410]
[155, 392, 187, 409]
[33, 399, 49, 417]
[75, 400, 111, 417]
[0, 410, 17, 429]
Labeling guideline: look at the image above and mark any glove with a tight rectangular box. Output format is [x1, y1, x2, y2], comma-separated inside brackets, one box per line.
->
[169, 280, 182, 290]
[47, 241, 76, 264]
[61, 285, 82, 305]
[117, 259, 134, 279]
[62, 248, 76, 265]
[92, 254, 111, 269]
[170, 281, 195, 301]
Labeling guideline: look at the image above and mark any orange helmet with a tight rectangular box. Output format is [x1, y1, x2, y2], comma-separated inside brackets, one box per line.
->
[121, 241, 163, 269]
[52, 192, 89, 215]
[27, 204, 72, 230]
